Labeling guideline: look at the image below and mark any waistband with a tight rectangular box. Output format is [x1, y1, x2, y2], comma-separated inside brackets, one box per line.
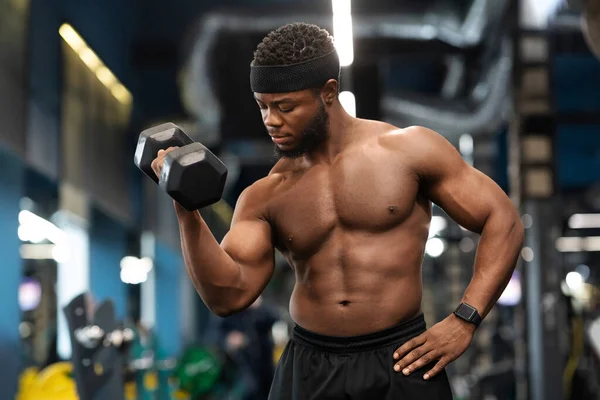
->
[292, 313, 426, 353]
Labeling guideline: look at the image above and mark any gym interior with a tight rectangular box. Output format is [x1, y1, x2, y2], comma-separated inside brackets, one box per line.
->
[1, 0, 600, 399]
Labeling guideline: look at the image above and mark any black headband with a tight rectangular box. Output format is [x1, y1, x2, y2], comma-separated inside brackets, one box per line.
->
[250, 50, 341, 93]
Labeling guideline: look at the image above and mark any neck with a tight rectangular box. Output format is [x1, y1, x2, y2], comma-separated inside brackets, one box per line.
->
[306, 100, 357, 164]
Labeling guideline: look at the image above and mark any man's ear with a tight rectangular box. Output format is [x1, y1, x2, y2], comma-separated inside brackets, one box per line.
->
[321, 79, 339, 105]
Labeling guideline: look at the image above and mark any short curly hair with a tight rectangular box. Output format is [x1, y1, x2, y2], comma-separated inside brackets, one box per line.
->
[252, 23, 335, 66]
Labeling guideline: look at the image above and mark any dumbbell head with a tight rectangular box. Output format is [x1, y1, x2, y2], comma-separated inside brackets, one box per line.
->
[160, 143, 228, 211]
[134, 122, 194, 184]
[74, 325, 106, 349]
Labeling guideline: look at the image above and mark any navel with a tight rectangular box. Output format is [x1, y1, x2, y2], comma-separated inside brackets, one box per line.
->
[339, 300, 351, 307]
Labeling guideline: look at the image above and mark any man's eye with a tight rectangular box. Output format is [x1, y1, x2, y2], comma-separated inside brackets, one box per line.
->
[280, 107, 295, 113]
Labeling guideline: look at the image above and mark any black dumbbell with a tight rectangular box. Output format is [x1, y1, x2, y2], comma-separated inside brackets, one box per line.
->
[159, 142, 228, 211]
[134, 122, 228, 211]
[134, 122, 194, 184]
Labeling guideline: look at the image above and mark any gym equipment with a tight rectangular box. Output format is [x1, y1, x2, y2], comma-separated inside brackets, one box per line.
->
[134, 122, 228, 211]
[161, 142, 228, 210]
[172, 347, 223, 397]
[134, 122, 194, 184]
[583, 0, 600, 60]
[75, 325, 135, 349]
[16, 362, 78, 400]
[64, 293, 132, 400]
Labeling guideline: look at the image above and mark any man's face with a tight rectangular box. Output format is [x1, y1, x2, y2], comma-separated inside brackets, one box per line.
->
[254, 89, 329, 159]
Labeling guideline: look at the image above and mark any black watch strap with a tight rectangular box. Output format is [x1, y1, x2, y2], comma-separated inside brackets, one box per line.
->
[453, 303, 482, 328]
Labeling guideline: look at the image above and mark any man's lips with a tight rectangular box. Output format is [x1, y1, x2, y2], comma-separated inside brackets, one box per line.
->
[270, 135, 291, 145]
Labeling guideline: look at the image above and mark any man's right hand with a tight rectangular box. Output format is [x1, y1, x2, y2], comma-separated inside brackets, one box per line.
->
[150, 147, 178, 179]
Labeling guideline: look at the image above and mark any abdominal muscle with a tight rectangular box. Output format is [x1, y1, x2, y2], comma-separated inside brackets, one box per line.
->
[287, 230, 426, 337]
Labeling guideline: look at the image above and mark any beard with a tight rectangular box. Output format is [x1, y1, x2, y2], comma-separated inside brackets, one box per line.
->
[274, 100, 329, 160]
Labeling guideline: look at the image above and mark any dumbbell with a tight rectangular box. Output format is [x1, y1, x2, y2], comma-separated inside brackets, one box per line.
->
[134, 122, 228, 211]
[74, 325, 135, 349]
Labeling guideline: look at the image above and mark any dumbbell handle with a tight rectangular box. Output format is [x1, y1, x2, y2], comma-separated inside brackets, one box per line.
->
[75, 326, 105, 348]
[75, 326, 135, 349]
[134, 122, 195, 184]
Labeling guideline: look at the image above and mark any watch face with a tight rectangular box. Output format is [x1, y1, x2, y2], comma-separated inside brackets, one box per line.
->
[456, 304, 477, 320]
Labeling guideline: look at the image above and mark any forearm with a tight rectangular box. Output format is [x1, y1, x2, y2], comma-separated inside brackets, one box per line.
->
[174, 203, 247, 315]
[461, 209, 524, 319]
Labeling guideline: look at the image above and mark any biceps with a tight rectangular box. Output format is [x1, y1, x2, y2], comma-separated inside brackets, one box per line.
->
[427, 165, 509, 234]
[221, 219, 275, 271]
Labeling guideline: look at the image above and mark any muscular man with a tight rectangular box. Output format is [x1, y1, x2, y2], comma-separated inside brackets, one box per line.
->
[152, 23, 524, 399]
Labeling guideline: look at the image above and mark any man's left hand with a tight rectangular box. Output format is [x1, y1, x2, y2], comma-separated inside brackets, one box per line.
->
[393, 315, 475, 380]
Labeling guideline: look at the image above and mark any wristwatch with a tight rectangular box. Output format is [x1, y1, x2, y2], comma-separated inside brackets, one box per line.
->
[453, 303, 482, 328]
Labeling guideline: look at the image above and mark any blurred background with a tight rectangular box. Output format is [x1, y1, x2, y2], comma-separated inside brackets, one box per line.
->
[1, 0, 600, 399]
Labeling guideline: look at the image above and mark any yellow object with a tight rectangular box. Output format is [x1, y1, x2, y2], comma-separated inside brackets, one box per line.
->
[143, 371, 158, 391]
[94, 363, 104, 376]
[16, 362, 79, 400]
[564, 315, 584, 399]
[16, 367, 39, 398]
[124, 381, 137, 400]
[273, 345, 285, 364]
[172, 389, 191, 399]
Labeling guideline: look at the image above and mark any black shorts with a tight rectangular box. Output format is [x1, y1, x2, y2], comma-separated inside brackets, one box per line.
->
[268, 314, 453, 400]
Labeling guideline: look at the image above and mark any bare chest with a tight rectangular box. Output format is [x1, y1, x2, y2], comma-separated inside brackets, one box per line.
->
[268, 156, 420, 255]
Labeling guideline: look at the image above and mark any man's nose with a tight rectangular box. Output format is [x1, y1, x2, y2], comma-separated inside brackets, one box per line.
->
[264, 109, 283, 127]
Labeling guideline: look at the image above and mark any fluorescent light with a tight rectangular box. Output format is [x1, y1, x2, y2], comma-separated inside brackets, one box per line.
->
[332, 0, 354, 67]
[556, 236, 600, 252]
[18, 210, 67, 245]
[110, 84, 133, 105]
[56, 219, 90, 360]
[459, 134, 473, 156]
[521, 247, 534, 262]
[566, 271, 584, 291]
[78, 47, 101, 70]
[332, 0, 351, 15]
[522, 214, 533, 229]
[497, 271, 522, 306]
[339, 91, 356, 117]
[459, 237, 475, 253]
[120, 256, 153, 285]
[20, 244, 56, 260]
[59, 24, 85, 52]
[52, 244, 71, 263]
[520, 0, 564, 29]
[59, 23, 132, 105]
[428, 216, 447, 238]
[95, 66, 117, 88]
[568, 214, 600, 229]
[425, 238, 445, 258]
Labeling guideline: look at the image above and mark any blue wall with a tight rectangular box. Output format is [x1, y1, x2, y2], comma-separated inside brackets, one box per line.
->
[553, 54, 600, 189]
[553, 55, 600, 112]
[154, 242, 184, 358]
[89, 208, 128, 320]
[0, 147, 24, 399]
[557, 125, 600, 188]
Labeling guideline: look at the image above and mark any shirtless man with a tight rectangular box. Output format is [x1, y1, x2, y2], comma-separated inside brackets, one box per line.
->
[152, 23, 524, 399]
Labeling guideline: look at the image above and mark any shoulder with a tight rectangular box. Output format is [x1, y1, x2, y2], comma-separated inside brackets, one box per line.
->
[378, 125, 460, 160]
[233, 175, 278, 220]
[234, 160, 297, 221]
[352, 121, 444, 152]
[376, 125, 464, 178]
[237, 175, 280, 206]
[377, 125, 448, 151]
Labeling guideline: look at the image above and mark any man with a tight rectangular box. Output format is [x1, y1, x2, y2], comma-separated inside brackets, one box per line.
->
[152, 23, 524, 399]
